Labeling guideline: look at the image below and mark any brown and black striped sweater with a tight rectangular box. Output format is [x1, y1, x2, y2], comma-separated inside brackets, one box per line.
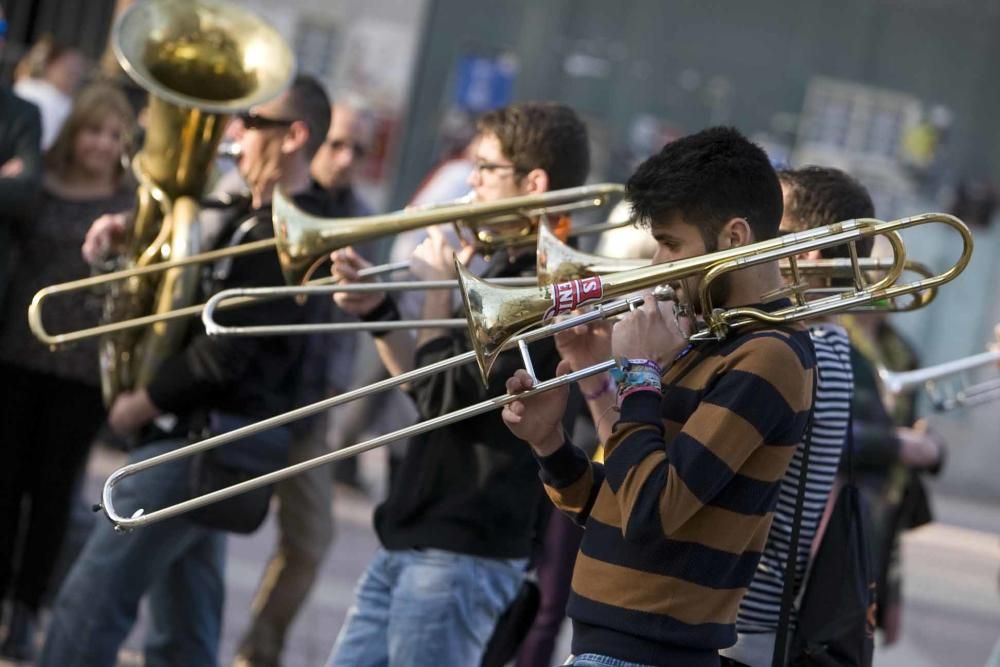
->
[537, 323, 816, 666]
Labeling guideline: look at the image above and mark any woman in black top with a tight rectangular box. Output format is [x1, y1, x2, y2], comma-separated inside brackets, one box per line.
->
[0, 82, 135, 660]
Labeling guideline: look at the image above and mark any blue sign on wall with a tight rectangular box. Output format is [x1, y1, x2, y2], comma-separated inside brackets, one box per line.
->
[453, 55, 517, 113]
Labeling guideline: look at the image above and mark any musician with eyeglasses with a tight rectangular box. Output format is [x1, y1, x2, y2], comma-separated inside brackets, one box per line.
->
[39, 75, 340, 667]
[327, 102, 590, 667]
[502, 128, 817, 667]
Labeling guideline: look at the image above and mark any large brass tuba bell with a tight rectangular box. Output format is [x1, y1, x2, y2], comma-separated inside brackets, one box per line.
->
[100, 0, 293, 405]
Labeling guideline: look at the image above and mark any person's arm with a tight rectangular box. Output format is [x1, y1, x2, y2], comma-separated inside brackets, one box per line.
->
[503, 357, 606, 525]
[0, 100, 42, 222]
[331, 227, 474, 380]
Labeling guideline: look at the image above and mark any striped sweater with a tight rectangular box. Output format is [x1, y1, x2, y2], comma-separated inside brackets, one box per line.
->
[536, 323, 816, 666]
[735, 324, 853, 635]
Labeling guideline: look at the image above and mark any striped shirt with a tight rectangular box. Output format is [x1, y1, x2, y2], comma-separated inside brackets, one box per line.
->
[736, 324, 853, 633]
[536, 320, 816, 667]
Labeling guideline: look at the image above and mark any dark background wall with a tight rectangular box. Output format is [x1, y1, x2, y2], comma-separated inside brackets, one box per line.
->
[390, 0, 1000, 208]
[3, 0, 118, 70]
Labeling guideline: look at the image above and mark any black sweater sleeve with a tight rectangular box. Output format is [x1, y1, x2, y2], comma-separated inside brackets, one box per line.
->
[409, 327, 559, 429]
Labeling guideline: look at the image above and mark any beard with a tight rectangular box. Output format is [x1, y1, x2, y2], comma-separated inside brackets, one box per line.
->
[673, 273, 731, 319]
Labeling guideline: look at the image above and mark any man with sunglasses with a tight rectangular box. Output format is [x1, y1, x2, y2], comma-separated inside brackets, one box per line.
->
[327, 102, 590, 667]
[232, 100, 378, 667]
[0, 4, 43, 314]
[40, 75, 340, 667]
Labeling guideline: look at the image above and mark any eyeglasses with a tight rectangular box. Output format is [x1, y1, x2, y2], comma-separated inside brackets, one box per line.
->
[237, 112, 297, 131]
[474, 160, 523, 175]
[327, 138, 366, 159]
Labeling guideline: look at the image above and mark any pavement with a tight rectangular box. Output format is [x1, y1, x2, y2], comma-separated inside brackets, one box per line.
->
[1, 446, 998, 667]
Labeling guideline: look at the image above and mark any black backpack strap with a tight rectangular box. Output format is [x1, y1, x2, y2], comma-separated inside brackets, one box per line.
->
[772, 365, 819, 667]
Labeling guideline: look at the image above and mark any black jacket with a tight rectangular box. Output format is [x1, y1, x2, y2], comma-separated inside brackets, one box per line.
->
[146, 184, 347, 432]
[0, 88, 42, 310]
[374, 251, 562, 560]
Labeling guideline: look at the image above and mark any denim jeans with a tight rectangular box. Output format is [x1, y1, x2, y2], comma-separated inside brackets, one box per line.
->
[38, 439, 227, 667]
[566, 654, 659, 667]
[327, 547, 527, 667]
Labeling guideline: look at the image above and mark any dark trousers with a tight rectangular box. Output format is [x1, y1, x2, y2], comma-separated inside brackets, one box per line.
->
[516, 508, 584, 667]
[0, 363, 104, 612]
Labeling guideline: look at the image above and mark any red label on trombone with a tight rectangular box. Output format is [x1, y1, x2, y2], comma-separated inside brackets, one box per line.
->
[544, 277, 604, 319]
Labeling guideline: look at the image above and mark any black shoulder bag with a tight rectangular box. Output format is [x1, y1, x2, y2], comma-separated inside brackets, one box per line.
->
[774, 401, 876, 667]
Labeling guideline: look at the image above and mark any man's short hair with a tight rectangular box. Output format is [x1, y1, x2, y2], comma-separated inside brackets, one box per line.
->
[778, 166, 875, 258]
[282, 75, 331, 159]
[476, 102, 590, 190]
[626, 127, 783, 249]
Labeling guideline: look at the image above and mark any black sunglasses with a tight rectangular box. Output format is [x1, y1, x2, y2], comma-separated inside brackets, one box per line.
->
[238, 112, 297, 130]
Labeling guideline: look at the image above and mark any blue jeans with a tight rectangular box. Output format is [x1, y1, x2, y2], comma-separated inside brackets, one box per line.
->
[566, 655, 659, 667]
[327, 547, 526, 667]
[39, 439, 227, 667]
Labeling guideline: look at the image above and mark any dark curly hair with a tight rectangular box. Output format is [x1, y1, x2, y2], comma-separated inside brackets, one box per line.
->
[477, 102, 590, 190]
[625, 127, 783, 249]
[778, 166, 875, 259]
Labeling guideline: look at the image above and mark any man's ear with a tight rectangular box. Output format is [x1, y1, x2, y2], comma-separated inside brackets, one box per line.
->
[718, 217, 753, 249]
[282, 120, 310, 155]
[519, 168, 549, 195]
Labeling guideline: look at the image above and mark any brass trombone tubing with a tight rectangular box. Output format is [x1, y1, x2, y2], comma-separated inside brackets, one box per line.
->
[199, 258, 931, 338]
[30, 184, 624, 348]
[459, 213, 971, 381]
[201, 277, 537, 337]
[327, 219, 635, 284]
[534, 220, 936, 310]
[28, 238, 277, 347]
[99, 295, 645, 530]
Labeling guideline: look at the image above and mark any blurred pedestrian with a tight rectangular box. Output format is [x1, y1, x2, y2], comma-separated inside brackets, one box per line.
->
[14, 35, 86, 149]
[0, 81, 135, 662]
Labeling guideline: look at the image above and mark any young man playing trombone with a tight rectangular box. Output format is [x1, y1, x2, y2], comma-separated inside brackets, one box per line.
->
[503, 127, 817, 667]
[327, 102, 590, 667]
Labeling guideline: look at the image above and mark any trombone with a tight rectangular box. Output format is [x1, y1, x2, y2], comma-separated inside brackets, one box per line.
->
[28, 183, 623, 348]
[534, 222, 939, 310]
[98, 212, 972, 531]
[199, 217, 933, 337]
[879, 350, 1000, 411]
[459, 213, 970, 381]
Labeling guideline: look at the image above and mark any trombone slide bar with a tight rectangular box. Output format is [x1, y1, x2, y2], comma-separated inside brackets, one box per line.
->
[100, 296, 643, 530]
[201, 277, 536, 336]
[879, 350, 1000, 395]
[29, 238, 276, 346]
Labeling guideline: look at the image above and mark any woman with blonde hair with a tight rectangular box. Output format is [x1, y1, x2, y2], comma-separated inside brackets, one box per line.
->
[0, 82, 135, 661]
